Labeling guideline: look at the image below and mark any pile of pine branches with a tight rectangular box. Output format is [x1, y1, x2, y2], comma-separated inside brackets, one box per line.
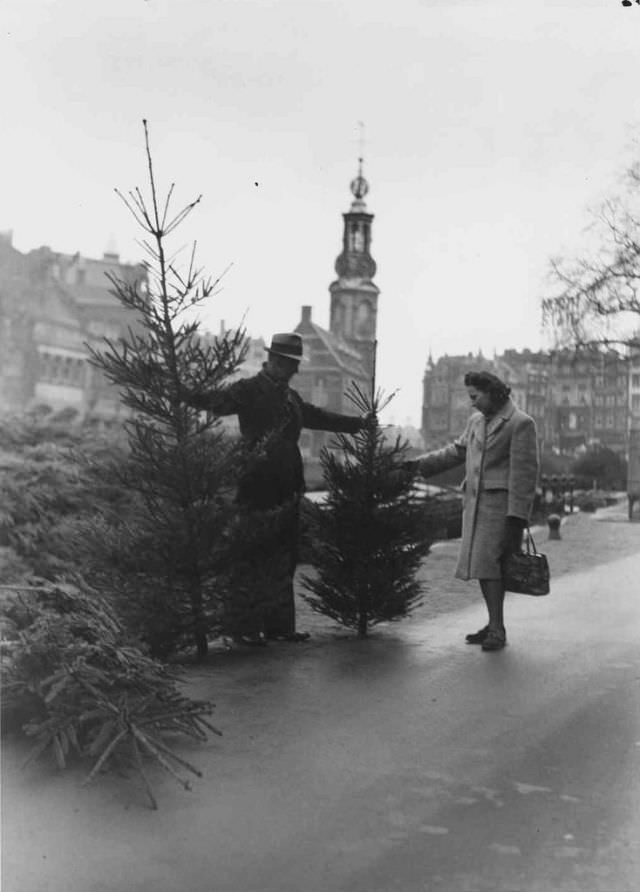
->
[1, 580, 220, 809]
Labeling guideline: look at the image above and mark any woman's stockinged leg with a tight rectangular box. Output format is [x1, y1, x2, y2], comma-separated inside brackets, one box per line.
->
[479, 578, 505, 630]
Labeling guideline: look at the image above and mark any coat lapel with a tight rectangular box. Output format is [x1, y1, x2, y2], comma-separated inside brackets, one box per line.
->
[485, 398, 515, 438]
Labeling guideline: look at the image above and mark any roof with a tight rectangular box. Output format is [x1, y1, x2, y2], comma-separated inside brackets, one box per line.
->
[297, 320, 368, 380]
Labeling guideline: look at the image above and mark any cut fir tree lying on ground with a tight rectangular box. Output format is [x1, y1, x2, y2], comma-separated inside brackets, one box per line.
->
[302, 384, 433, 638]
[0, 581, 220, 810]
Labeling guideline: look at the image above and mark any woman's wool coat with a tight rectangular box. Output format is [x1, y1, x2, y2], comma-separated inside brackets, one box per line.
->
[415, 399, 539, 580]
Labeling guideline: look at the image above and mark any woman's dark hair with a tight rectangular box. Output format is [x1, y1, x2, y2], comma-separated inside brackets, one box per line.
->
[464, 370, 511, 405]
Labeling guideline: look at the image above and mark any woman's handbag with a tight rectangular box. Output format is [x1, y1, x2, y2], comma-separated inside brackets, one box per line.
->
[502, 527, 550, 596]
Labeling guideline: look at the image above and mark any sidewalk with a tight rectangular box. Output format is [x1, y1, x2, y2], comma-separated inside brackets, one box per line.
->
[296, 507, 640, 638]
[3, 511, 640, 892]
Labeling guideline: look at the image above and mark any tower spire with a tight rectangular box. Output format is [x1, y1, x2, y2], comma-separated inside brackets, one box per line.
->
[328, 140, 380, 386]
[357, 120, 366, 161]
[350, 122, 369, 207]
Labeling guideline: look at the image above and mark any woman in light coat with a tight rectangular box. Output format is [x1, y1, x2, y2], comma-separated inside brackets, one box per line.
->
[406, 371, 539, 651]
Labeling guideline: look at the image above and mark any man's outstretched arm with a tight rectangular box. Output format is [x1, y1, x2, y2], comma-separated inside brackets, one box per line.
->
[179, 378, 251, 417]
[300, 400, 368, 434]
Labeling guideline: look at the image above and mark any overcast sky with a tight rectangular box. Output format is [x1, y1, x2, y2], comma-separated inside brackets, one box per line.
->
[2, 0, 640, 425]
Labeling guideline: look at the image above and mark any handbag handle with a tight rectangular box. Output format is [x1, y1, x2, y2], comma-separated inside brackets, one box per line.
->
[522, 526, 538, 555]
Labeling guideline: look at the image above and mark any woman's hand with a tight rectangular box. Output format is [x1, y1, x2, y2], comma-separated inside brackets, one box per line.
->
[504, 515, 526, 555]
[386, 463, 417, 488]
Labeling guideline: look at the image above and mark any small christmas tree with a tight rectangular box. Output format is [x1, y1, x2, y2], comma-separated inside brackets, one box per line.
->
[301, 384, 432, 638]
[87, 121, 247, 660]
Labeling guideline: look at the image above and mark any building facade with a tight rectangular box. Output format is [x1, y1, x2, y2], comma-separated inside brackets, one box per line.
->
[421, 346, 632, 459]
[0, 232, 145, 417]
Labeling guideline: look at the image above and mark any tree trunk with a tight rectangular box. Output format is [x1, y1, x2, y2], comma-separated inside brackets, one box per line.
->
[195, 628, 208, 661]
[189, 583, 208, 661]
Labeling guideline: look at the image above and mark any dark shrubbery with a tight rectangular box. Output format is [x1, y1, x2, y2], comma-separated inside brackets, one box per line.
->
[571, 445, 627, 491]
[0, 412, 131, 579]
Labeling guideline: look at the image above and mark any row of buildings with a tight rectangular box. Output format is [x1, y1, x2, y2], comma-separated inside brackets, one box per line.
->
[2, 160, 640, 482]
[421, 345, 640, 458]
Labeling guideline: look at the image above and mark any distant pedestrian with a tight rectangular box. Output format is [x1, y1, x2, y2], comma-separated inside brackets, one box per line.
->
[404, 371, 539, 651]
[181, 332, 371, 643]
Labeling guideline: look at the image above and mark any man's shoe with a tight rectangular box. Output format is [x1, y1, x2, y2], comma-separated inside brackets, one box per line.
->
[234, 635, 268, 647]
[288, 631, 310, 642]
[481, 627, 507, 651]
[465, 626, 489, 645]
[266, 631, 310, 642]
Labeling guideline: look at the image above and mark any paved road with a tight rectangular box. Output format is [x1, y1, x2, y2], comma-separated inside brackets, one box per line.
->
[3, 550, 640, 892]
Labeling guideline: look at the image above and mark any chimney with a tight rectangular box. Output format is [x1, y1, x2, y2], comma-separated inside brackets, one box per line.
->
[103, 234, 119, 263]
[301, 305, 312, 324]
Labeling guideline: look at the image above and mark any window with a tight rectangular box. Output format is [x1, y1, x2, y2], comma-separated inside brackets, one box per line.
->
[632, 394, 640, 412]
[348, 223, 365, 252]
[632, 374, 640, 388]
[38, 351, 85, 386]
[312, 378, 328, 407]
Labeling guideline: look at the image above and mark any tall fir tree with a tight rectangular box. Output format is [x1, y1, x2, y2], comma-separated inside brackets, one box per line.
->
[87, 121, 246, 660]
[301, 385, 432, 638]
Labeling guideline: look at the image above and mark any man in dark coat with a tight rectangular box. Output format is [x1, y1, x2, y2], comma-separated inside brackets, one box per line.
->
[182, 332, 369, 642]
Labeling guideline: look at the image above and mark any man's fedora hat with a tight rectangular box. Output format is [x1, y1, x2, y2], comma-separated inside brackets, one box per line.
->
[266, 332, 305, 362]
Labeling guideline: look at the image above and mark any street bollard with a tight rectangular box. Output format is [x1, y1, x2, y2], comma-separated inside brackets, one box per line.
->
[547, 513, 562, 540]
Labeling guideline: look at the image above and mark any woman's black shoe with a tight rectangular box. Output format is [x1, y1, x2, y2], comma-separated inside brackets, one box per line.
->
[481, 627, 507, 651]
[465, 626, 489, 644]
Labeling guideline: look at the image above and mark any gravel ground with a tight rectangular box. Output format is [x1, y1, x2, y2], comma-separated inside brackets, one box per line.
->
[294, 500, 640, 639]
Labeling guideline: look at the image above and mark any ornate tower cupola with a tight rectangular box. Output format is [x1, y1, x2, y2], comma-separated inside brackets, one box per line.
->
[329, 158, 380, 384]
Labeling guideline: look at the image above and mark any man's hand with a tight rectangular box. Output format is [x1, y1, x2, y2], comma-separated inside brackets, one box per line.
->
[361, 412, 378, 430]
[172, 380, 192, 403]
[504, 515, 526, 555]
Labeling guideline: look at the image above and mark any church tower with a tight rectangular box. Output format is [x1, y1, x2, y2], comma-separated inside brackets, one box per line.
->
[329, 159, 379, 386]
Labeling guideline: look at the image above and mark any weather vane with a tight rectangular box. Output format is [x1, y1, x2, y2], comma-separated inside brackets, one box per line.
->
[357, 120, 367, 166]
